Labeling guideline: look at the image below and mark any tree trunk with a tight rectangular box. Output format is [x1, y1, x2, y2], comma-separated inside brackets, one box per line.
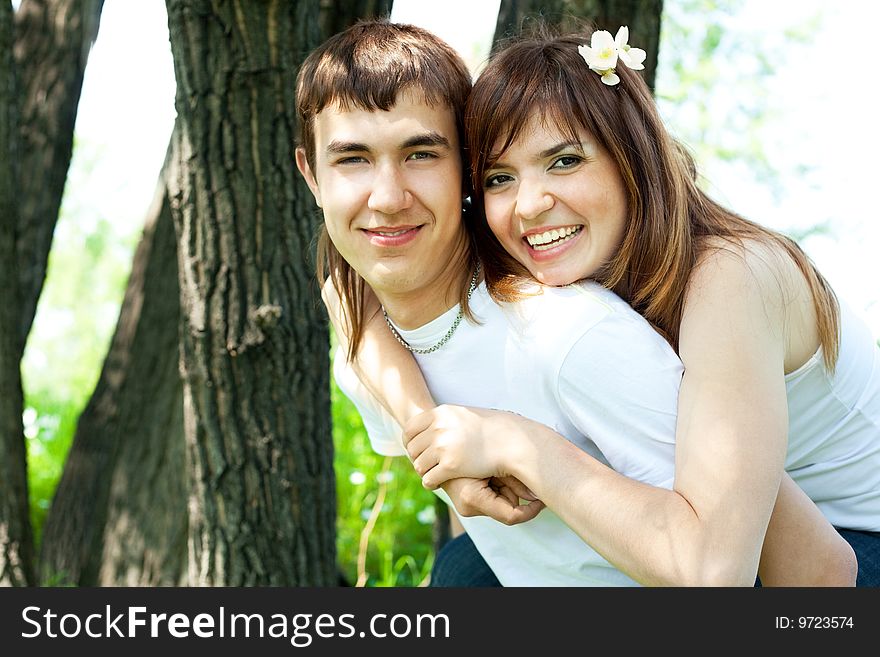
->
[494, 0, 663, 91]
[319, 0, 391, 38]
[0, 0, 35, 588]
[166, 0, 335, 586]
[39, 150, 187, 586]
[40, 0, 393, 588]
[13, 0, 104, 355]
[0, 0, 104, 587]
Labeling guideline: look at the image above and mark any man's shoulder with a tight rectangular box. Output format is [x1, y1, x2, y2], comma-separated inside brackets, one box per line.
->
[501, 280, 637, 332]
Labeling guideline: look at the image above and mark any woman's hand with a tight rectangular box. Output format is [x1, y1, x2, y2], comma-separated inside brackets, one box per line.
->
[404, 405, 544, 490]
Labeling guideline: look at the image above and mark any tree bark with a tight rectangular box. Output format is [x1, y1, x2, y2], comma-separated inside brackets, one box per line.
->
[13, 0, 104, 355]
[39, 151, 187, 586]
[166, 0, 335, 585]
[494, 0, 663, 91]
[40, 0, 393, 588]
[0, 0, 104, 586]
[318, 0, 391, 38]
[0, 0, 35, 588]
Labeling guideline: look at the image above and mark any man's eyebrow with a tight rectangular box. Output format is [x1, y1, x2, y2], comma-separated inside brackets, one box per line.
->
[325, 140, 369, 154]
[400, 132, 451, 150]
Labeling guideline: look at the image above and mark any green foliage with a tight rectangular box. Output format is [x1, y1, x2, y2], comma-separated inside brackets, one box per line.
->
[22, 392, 78, 545]
[22, 163, 135, 545]
[330, 338, 438, 587]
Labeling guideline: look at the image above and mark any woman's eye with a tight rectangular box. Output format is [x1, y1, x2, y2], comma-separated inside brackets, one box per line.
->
[407, 151, 436, 161]
[484, 173, 513, 189]
[550, 155, 582, 170]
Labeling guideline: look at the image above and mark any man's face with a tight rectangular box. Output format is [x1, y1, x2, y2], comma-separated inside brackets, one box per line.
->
[298, 92, 466, 306]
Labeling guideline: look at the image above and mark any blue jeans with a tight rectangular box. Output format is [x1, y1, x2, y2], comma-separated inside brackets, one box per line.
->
[429, 533, 501, 587]
[838, 528, 880, 587]
[429, 528, 880, 587]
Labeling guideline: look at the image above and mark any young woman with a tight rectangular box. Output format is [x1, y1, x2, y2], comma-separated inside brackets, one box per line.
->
[331, 28, 879, 586]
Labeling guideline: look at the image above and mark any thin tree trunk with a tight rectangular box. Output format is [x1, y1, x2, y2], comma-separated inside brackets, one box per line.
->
[494, 0, 663, 91]
[13, 0, 104, 355]
[39, 152, 186, 585]
[166, 0, 335, 585]
[0, 0, 35, 588]
[0, 0, 104, 586]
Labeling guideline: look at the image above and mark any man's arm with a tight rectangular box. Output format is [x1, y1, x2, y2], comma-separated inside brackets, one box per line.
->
[759, 475, 857, 586]
[326, 280, 543, 526]
[322, 277, 434, 423]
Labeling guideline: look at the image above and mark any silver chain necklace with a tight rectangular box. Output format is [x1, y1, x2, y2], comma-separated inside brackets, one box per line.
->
[382, 263, 481, 355]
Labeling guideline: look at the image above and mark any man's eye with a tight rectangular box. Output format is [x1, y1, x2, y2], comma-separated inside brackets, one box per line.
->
[335, 156, 367, 165]
[407, 151, 436, 161]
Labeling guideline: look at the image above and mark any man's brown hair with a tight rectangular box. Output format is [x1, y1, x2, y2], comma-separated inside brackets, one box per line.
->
[296, 20, 475, 359]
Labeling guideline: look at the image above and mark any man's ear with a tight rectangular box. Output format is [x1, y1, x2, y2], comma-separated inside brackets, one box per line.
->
[295, 147, 322, 208]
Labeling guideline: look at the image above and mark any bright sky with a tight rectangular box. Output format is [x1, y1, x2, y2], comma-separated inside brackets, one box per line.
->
[39, 0, 880, 342]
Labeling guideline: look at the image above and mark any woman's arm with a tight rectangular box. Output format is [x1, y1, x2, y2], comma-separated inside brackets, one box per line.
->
[407, 246, 854, 585]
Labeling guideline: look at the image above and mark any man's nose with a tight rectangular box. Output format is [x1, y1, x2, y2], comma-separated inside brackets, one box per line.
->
[368, 164, 413, 215]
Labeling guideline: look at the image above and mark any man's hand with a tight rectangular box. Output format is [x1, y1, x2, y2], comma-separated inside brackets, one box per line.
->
[441, 476, 543, 526]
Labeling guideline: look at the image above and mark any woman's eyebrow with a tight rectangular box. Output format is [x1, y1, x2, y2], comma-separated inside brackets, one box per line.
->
[487, 140, 585, 170]
[538, 140, 584, 158]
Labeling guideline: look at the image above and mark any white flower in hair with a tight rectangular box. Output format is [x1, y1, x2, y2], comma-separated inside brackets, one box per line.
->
[578, 30, 618, 71]
[578, 26, 647, 86]
[615, 26, 646, 70]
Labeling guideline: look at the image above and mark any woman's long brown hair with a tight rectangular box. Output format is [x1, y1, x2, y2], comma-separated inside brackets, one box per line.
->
[466, 31, 839, 369]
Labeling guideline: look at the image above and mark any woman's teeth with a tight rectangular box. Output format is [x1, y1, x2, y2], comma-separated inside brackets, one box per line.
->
[526, 226, 582, 251]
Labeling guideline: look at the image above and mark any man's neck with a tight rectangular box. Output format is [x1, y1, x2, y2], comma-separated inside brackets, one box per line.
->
[378, 249, 473, 331]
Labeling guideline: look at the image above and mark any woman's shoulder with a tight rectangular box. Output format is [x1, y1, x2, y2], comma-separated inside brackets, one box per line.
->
[685, 234, 820, 368]
[690, 235, 804, 304]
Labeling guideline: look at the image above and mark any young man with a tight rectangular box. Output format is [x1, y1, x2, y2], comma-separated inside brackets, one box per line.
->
[294, 21, 855, 586]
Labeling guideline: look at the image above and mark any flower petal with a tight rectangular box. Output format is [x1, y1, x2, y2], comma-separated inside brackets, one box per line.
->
[591, 30, 615, 51]
[601, 70, 620, 86]
[615, 26, 630, 48]
[578, 44, 593, 65]
[620, 47, 647, 70]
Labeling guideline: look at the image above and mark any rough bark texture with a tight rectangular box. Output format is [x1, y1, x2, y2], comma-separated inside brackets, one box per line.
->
[318, 0, 391, 38]
[13, 0, 104, 355]
[95, 178, 187, 586]
[39, 158, 186, 586]
[494, 0, 663, 91]
[166, 0, 336, 586]
[39, 0, 392, 588]
[0, 0, 35, 588]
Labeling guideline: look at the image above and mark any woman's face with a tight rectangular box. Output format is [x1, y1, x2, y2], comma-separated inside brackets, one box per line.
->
[481, 114, 628, 286]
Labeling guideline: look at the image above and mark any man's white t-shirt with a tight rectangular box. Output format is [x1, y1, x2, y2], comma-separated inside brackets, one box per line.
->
[335, 280, 683, 586]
